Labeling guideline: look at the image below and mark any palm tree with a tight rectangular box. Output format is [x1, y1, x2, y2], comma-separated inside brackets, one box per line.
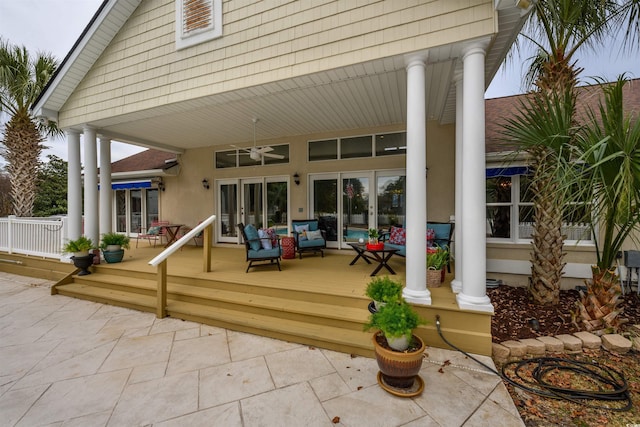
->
[505, 0, 640, 305]
[0, 39, 60, 216]
[573, 76, 640, 331]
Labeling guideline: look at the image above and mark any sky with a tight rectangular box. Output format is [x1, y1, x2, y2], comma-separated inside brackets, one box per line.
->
[1, 0, 638, 164]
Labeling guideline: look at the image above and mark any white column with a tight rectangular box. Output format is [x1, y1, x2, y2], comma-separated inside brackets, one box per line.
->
[66, 130, 82, 241]
[402, 54, 431, 306]
[99, 137, 112, 237]
[83, 126, 99, 246]
[456, 46, 493, 313]
[451, 73, 463, 293]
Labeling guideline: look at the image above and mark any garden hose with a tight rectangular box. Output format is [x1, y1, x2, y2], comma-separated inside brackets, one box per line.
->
[434, 315, 632, 411]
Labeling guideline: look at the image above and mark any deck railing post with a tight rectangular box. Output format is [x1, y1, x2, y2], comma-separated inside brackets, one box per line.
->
[203, 224, 212, 272]
[156, 260, 167, 318]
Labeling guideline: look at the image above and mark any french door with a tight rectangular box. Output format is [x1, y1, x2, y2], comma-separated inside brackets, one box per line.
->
[309, 170, 405, 249]
[217, 177, 289, 243]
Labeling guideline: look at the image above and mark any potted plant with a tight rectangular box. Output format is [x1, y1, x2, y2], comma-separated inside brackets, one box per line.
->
[364, 296, 426, 396]
[366, 228, 383, 250]
[426, 245, 449, 287]
[62, 236, 95, 275]
[365, 276, 403, 311]
[100, 232, 130, 263]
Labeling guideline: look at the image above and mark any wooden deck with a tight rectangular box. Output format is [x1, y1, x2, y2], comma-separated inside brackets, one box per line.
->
[1, 244, 493, 357]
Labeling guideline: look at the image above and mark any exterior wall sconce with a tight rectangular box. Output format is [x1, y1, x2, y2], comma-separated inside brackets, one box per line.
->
[152, 177, 165, 191]
[202, 178, 210, 189]
[293, 173, 300, 186]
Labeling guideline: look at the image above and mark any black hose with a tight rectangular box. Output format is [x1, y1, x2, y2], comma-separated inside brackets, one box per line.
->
[434, 315, 632, 411]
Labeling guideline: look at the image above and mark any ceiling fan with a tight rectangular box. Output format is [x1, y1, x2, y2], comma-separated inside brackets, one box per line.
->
[232, 118, 284, 161]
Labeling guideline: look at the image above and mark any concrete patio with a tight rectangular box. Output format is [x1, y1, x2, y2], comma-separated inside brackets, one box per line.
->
[0, 271, 524, 426]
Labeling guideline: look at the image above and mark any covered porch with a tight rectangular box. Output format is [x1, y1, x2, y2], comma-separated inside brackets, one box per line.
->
[38, 242, 493, 357]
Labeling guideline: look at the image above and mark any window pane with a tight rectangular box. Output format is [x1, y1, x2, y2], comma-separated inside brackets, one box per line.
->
[216, 150, 236, 168]
[376, 132, 407, 156]
[487, 206, 510, 238]
[486, 177, 512, 203]
[377, 175, 405, 228]
[518, 206, 534, 239]
[343, 177, 369, 243]
[146, 189, 159, 226]
[309, 139, 337, 161]
[267, 181, 288, 234]
[341, 136, 372, 159]
[520, 175, 534, 202]
[116, 190, 126, 233]
[130, 190, 142, 232]
[264, 145, 289, 165]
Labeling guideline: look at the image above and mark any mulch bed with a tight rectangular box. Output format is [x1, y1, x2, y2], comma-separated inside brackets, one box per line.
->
[488, 285, 640, 342]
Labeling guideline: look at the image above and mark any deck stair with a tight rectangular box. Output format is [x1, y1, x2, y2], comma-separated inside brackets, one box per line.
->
[54, 266, 376, 357]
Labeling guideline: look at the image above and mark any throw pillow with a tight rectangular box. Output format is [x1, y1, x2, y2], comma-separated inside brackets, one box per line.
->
[306, 230, 323, 240]
[426, 228, 435, 246]
[258, 229, 273, 250]
[265, 228, 278, 246]
[147, 226, 161, 235]
[244, 224, 261, 251]
[389, 226, 406, 245]
[294, 224, 309, 241]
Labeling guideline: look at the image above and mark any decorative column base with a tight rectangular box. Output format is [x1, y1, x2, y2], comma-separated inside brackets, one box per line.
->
[456, 292, 494, 313]
[402, 287, 431, 306]
[450, 279, 462, 294]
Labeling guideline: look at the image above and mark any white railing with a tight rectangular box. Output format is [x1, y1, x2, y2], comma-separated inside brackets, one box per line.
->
[0, 215, 67, 259]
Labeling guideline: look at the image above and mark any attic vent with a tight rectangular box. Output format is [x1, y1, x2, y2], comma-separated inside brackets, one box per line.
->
[176, 0, 222, 50]
[183, 0, 212, 34]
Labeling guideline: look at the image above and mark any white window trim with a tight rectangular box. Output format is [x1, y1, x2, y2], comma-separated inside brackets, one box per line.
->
[175, 0, 222, 50]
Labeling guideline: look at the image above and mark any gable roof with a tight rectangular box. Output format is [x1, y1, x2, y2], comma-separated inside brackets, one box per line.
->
[110, 149, 176, 173]
[485, 78, 640, 153]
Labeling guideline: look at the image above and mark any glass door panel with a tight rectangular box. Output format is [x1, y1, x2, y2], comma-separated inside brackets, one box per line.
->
[130, 190, 142, 233]
[242, 181, 263, 228]
[312, 177, 338, 247]
[116, 190, 126, 233]
[342, 176, 369, 245]
[146, 189, 159, 226]
[266, 180, 288, 237]
[218, 181, 238, 242]
[377, 174, 406, 229]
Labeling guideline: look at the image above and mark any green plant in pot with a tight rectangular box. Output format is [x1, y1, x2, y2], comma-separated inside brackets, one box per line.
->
[62, 236, 95, 257]
[365, 276, 403, 311]
[100, 232, 130, 263]
[364, 296, 427, 395]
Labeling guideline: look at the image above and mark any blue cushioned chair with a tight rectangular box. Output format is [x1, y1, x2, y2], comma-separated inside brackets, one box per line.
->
[238, 223, 281, 272]
[379, 221, 454, 272]
[291, 219, 327, 259]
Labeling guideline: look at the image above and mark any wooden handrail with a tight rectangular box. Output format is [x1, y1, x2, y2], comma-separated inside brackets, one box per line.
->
[149, 214, 216, 318]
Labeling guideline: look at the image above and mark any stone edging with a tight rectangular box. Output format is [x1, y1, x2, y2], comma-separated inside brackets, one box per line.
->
[492, 325, 640, 364]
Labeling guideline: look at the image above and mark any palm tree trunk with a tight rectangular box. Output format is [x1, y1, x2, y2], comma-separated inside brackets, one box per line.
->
[576, 266, 625, 332]
[3, 114, 43, 217]
[529, 150, 566, 305]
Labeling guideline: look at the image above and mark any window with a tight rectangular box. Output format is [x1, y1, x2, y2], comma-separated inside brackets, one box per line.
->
[309, 131, 407, 162]
[176, 0, 222, 50]
[486, 167, 593, 243]
[215, 145, 290, 168]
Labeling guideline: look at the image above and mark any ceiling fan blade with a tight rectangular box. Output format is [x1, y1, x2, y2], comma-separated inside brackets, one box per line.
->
[262, 153, 285, 159]
[256, 146, 274, 153]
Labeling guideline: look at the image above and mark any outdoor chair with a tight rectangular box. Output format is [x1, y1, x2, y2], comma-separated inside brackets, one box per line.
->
[291, 219, 327, 259]
[135, 220, 169, 247]
[238, 223, 282, 272]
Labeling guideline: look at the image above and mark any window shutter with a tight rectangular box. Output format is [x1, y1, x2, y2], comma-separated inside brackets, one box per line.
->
[182, 0, 213, 34]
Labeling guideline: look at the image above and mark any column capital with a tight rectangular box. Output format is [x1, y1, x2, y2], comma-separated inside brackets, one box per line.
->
[404, 51, 428, 69]
[65, 128, 81, 137]
[83, 124, 97, 133]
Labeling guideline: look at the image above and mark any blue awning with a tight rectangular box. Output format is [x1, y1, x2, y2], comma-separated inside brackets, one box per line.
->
[98, 180, 152, 190]
[486, 166, 529, 178]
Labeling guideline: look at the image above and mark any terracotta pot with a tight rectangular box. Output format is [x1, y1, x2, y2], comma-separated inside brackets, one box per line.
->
[372, 332, 425, 390]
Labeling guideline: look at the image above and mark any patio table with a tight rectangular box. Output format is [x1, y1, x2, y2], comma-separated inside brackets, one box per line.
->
[161, 224, 184, 247]
[347, 243, 398, 276]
